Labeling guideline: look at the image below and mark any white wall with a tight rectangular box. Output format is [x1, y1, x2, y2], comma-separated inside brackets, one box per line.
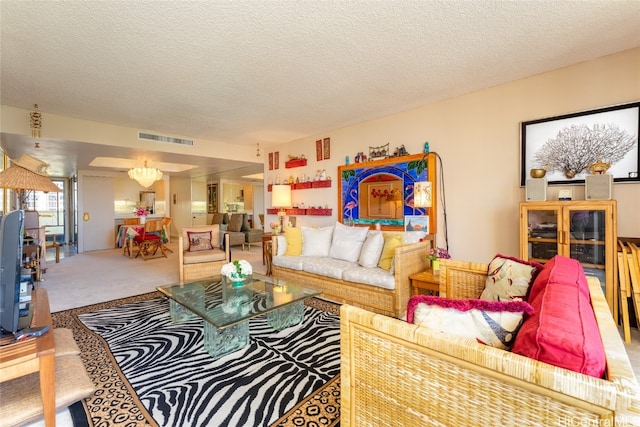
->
[264, 48, 640, 263]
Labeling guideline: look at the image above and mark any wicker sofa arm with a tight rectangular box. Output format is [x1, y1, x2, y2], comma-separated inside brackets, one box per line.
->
[438, 258, 488, 299]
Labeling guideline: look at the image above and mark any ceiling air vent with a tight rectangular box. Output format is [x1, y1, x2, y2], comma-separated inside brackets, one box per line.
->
[138, 132, 194, 146]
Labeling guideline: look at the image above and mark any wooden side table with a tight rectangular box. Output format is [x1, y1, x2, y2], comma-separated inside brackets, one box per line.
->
[0, 288, 56, 426]
[409, 270, 440, 296]
[262, 232, 274, 265]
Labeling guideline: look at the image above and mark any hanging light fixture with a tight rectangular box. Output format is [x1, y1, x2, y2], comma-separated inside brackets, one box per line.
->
[256, 142, 261, 157]
[128, 161, 163, 188]
[30, 104, 42, 139]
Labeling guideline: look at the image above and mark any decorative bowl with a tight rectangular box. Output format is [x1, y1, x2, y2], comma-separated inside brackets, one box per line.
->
[530, 168, 547, 178]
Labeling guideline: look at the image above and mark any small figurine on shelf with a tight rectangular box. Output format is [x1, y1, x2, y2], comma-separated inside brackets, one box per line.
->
[320, 169, 327, 180]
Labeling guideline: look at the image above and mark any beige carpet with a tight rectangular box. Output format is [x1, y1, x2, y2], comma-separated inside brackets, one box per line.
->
[42, 243, 267, 313]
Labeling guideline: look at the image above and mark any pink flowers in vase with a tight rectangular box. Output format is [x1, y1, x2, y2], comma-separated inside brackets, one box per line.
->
[427, 247, 451, 261]
[136, 206, 149, 217]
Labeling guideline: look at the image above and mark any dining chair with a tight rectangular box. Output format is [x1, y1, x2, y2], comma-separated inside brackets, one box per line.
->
[133, 219, 166, 260]
[123, 218, 140, 225]
[161, 217, 173, 253]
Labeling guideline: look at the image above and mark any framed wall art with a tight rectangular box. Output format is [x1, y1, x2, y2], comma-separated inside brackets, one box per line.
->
[323, 137, 331, 160]
[316, 140, 323, 161]
[207, 183, 218, 213]
[338, 153, 437, 232]
[521, 101, 640, 186]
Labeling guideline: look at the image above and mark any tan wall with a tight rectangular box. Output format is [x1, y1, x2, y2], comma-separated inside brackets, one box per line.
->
[266, 47, 640, 262]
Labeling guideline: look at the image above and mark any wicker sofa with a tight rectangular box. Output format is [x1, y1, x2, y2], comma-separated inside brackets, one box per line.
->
[340, 258, 640, 426]
[271, 230, 428, 318]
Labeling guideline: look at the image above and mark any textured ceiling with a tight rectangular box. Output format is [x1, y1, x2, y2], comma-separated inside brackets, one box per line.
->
[1, 0, 639, 177]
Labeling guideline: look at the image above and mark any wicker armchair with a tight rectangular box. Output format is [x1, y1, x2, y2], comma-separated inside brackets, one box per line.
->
[340, 258, 640, 426]
[178, 225, 230, 282]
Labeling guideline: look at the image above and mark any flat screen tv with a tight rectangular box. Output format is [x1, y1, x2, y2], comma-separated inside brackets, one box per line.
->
[0, 210, 25, 334]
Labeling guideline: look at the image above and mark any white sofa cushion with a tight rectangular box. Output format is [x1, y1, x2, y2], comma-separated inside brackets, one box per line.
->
[302, 226, 334, 257]
[272, 255, 305, 270]
[343, 266, 395, 290]
[302, 257, 355, 280]
[358, 231, 385, 268]
[329, 222, 369, 262]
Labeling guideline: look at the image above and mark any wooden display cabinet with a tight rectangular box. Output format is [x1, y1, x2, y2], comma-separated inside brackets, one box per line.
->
[519, 200, 617, 314]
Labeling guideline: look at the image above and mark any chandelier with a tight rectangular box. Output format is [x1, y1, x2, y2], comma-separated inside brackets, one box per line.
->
[128, 161, 163, 188]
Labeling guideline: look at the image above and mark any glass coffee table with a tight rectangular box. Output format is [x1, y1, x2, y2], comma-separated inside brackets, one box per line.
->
[157, 273, 321, 359]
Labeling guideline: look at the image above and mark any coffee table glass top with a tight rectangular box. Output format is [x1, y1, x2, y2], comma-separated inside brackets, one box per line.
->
[156, 273, 320, 329]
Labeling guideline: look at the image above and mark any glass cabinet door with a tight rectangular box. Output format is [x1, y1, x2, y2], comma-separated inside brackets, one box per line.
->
[567, 208, 607, 285]
[526, 208, 560, 263]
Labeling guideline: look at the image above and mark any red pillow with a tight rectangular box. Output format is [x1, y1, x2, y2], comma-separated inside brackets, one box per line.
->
[511, 256, 606, 378]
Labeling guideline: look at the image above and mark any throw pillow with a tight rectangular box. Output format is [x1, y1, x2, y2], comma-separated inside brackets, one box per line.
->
[407, 295, 534, 350]
[187, 231, 213, 252]
[227, 214, 243, 232]
[329, 222, 369, 262]
[301, 226, 334, 257]
[276, 235, 287, 256]
[511, 256, 606, 378]
[359, 231, 385, 268]
[284, 227, 303, 256]
[480, 255, 543, 302]
[378, 234, 403, 271]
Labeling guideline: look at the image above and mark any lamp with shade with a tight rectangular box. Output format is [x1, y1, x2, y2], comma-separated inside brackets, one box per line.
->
[271, 184, 292, 231]
[413, 181, 432, 208]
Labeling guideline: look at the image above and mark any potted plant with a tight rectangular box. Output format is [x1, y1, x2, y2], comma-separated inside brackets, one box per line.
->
[221, 260, 253, 287]
[426, 247, 451, 272]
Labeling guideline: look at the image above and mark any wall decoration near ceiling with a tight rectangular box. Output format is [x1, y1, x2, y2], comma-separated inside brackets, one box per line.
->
[316, 140, 323, 161]
[338, 153, 437, 232]
[323, 137, 331, 160]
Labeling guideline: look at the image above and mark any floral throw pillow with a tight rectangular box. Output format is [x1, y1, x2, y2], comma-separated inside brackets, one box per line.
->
[407, 295, 534, 350]
[187, 231, 213, 252]
[480, 255, 543, 302]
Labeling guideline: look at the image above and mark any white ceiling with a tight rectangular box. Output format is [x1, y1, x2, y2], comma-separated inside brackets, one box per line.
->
[1, 0, 639, 178]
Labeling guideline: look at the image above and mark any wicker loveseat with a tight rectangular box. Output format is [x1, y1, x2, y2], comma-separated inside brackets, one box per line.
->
[272, 228, 428, 318]
[340, 258, 640, 426]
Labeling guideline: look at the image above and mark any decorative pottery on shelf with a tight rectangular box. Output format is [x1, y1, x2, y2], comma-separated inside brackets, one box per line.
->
[529, 168, 547, 178]
[588, 159, 611, 175]
[221, 260, 253, 288]
[431, 259, 440, 272]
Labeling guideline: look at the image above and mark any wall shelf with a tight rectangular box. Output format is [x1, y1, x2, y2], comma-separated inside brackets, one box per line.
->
[266, 208, 332, 216]
[285, 158, 307, 168]
[268, 180, 332, 191]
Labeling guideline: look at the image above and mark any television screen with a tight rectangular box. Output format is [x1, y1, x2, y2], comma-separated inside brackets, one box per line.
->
[0, 210, 25, 334]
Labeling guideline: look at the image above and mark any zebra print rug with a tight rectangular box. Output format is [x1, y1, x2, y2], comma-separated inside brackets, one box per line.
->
[52, 292, 341, 427]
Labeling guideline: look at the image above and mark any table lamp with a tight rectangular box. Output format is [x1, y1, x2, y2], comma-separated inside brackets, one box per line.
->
[271, 184, 292, 231]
